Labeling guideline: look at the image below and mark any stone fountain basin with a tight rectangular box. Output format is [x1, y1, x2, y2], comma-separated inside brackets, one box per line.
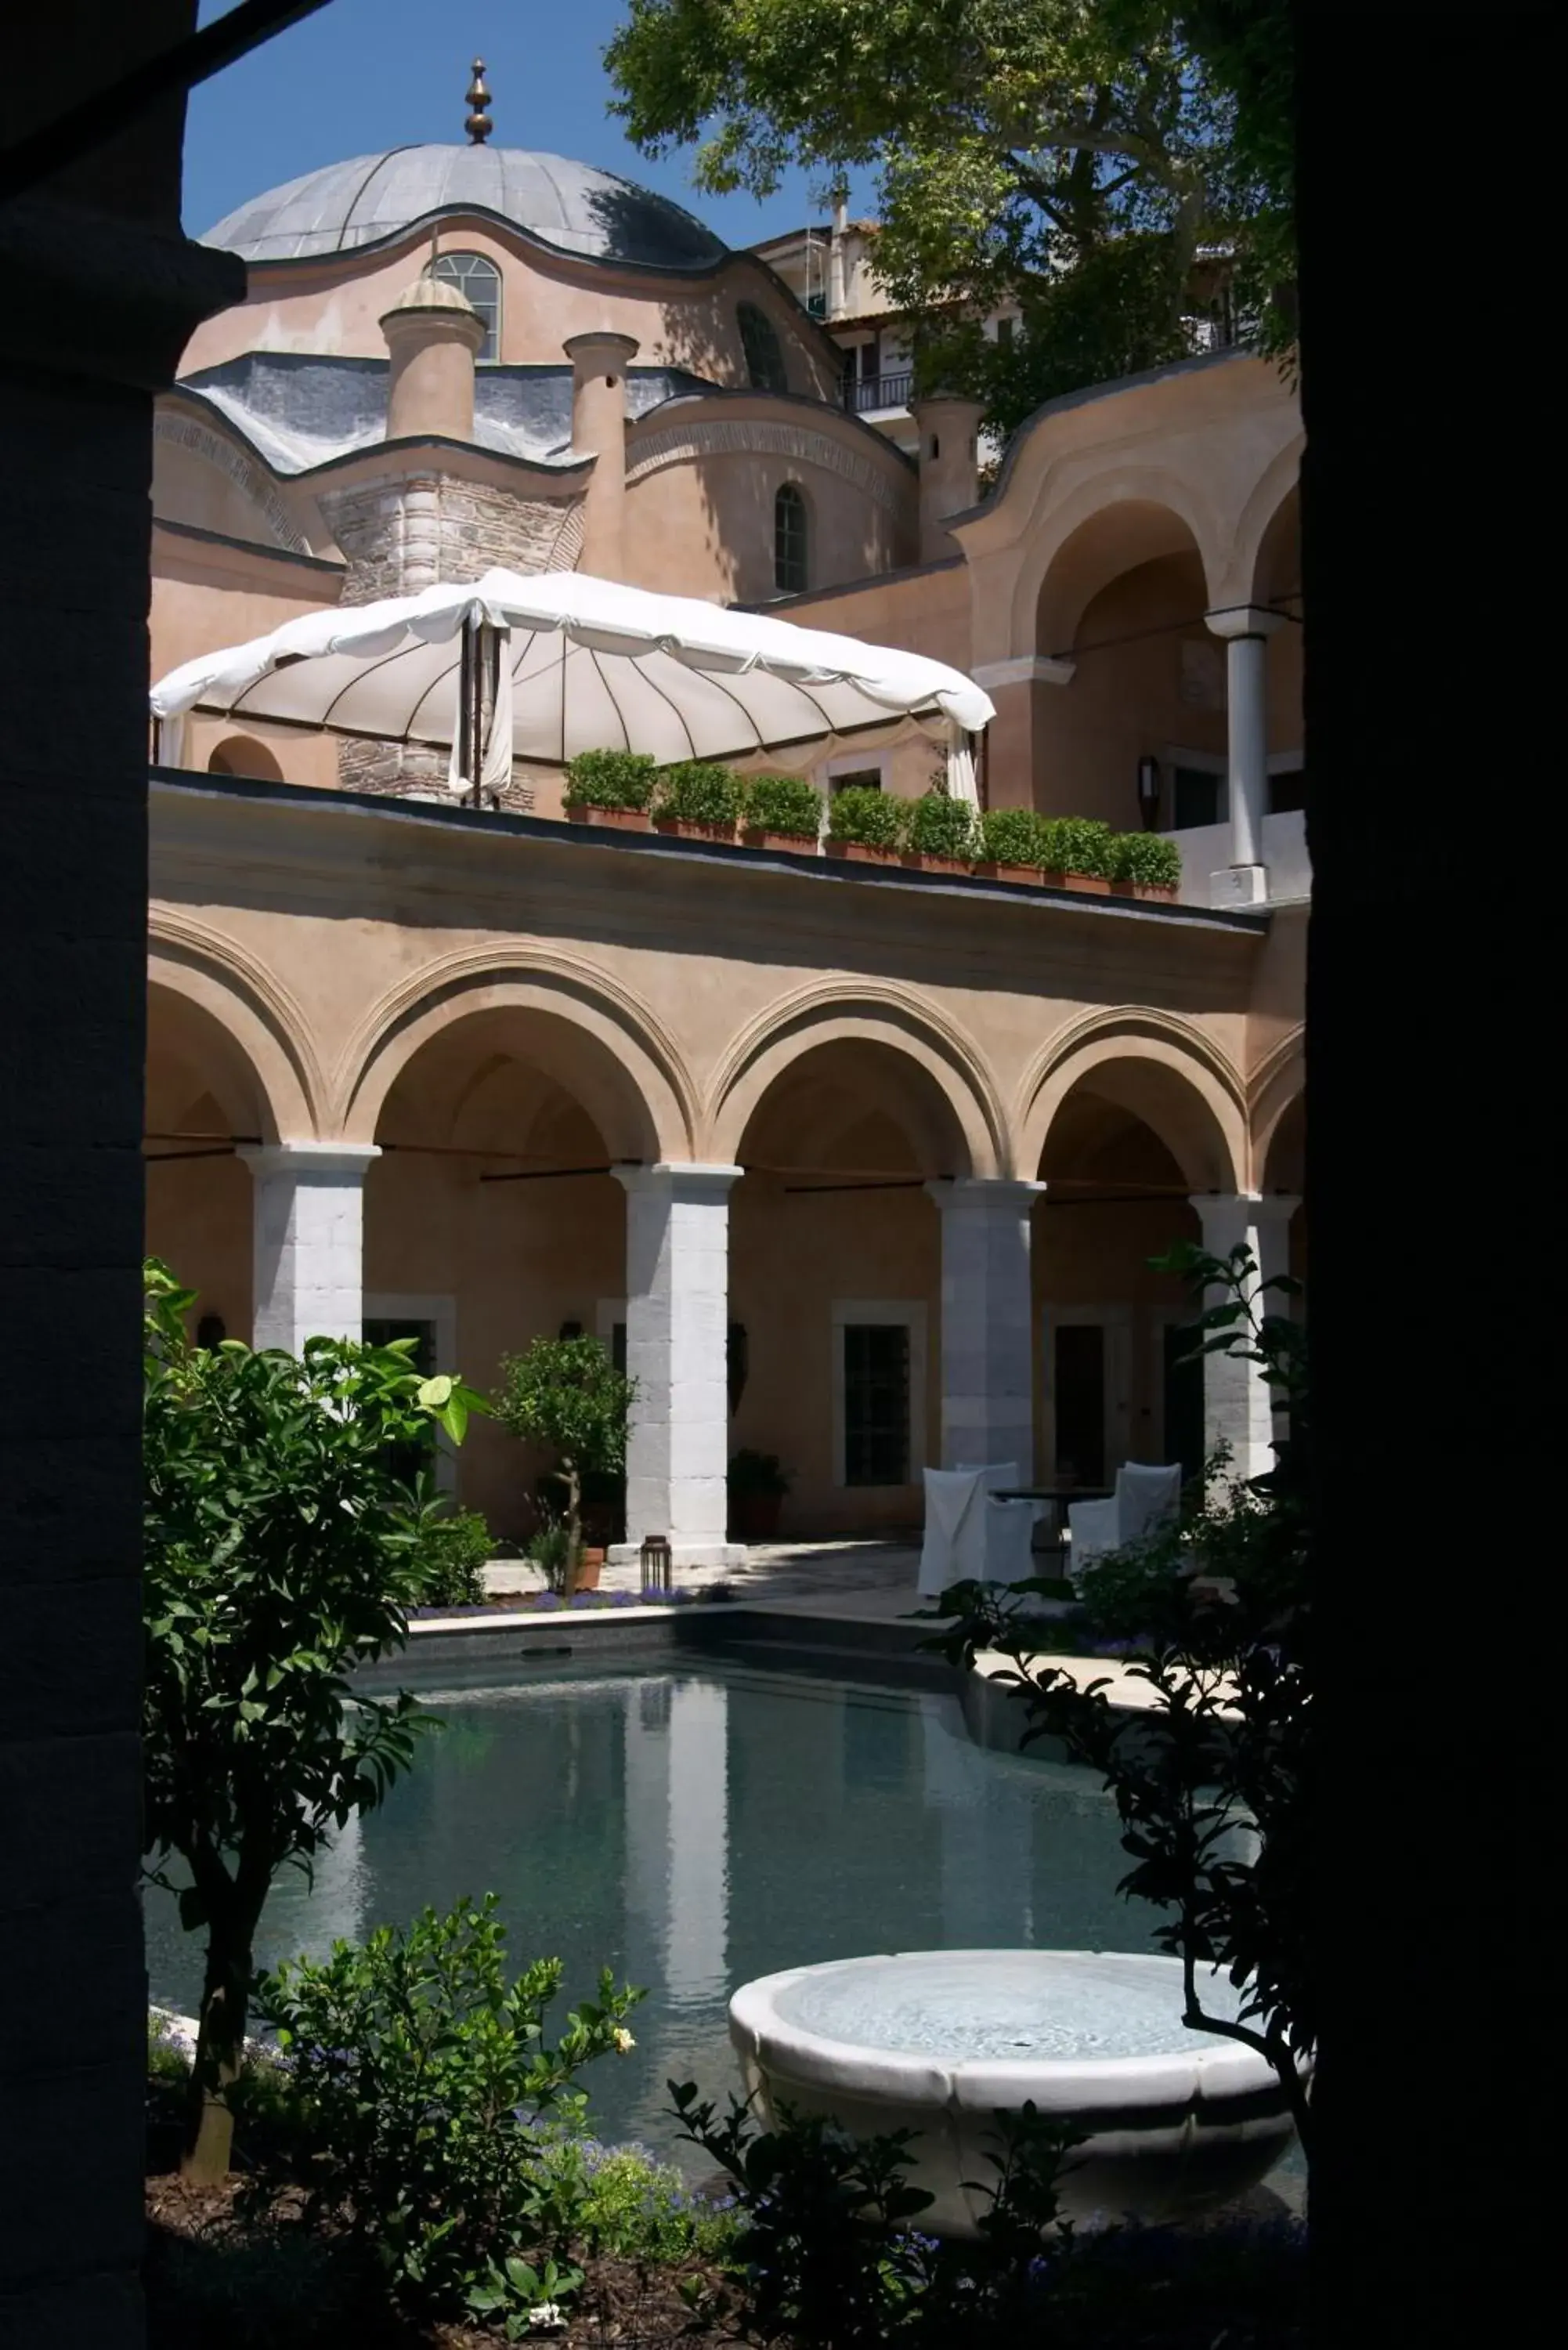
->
[729, 1949, 1302, 2235]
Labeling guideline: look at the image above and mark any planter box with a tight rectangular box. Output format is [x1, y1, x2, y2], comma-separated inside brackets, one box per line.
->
[1062, 872, 1111, 895]
[1134, 881, 1179, 902]
[974, 859, 1041, 885]
[901, 852, 970, 876]
[564, 802, 652, 832]
[825, 838, 901, 865]
[742, 826, 820, 854]
[730, 1489, 784, 1542]
[654, 816, 739, 844]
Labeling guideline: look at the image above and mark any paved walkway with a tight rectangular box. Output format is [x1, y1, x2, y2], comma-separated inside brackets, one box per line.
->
[485, 1536, 931, 1618]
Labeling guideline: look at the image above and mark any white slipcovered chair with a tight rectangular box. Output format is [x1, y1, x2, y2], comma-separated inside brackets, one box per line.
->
[919, 1462, 1039, 1596]
[1066, 1461, 1183, 1586]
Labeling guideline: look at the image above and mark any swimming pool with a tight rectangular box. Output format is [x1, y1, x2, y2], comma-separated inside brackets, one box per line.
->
[143, 1655, 1190, 2169]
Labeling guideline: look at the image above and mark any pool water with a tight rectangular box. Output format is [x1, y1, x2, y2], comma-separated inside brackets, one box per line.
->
[143, 1658, 1200, 2169]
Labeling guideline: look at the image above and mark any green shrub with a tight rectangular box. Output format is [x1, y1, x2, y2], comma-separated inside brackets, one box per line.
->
[562, 749, 658, 811]
[652, 760, 744, 826]
[530, 2131, 739, 2265]
[826, 785, 904, 849]
[905, 790, 978, 860]
[740, 771, 824, 838]
[977, 806, 1047, 867]
[1039, 815, 1116, 877]
[528, 1516, 573, 1594]
[1109, 830, 1183, 888]
[728, 1447, 790, 1497]
[409, 1506, 493, 1607]
[253, 1896, 641, 2334]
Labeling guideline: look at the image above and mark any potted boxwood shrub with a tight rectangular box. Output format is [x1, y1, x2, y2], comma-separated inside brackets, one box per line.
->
[1039, 815, 1116, 894]
[728, 1448, 790, 1542]
[562, 748, 658, 831]
[652, 760, 744, 841]
[902, 786, 978, 873]
[1109, 830, 1183, 901]
[974, 805, 1046, 881]
[739, 770, 824, 851]
[825, 784, 905, 863]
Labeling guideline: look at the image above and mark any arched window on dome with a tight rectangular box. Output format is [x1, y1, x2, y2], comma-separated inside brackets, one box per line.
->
[774, 482, 809, 595]
[432, 251, 501, 363]
[739, 302, 789, 395]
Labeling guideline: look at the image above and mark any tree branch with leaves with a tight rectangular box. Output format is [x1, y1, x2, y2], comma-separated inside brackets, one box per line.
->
[141, 1260, 488, 2182]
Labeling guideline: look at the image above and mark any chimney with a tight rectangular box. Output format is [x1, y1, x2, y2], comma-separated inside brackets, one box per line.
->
[380, 273, 484, 443]
[564, 330, 640, 579]
[827, 184, 849, 320]
[912, 392, 986, 562]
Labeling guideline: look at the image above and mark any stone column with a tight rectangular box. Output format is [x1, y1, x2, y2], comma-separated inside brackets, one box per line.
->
[912, 393, 986, 562]
[1190, 1194, 1301, 1483]
[927, 1179, 1045, 1471]
[565, 330, 639, 580]
[611, 1163, 744, 1571]
[1206, 606, 1284, 904]
[240, 1144, 380, 1352]
[381, 272, 485, 443]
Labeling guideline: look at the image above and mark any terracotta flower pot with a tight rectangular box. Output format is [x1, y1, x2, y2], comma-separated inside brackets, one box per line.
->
[1134, 881, 1179, 902]
[974, 859, 1040, 884]
[731, 1489, 783, 1542]
[573, 1548, 605, 1592]
[825, 838, 901, 864]
[1063, 872, 1112, 895]
[1109, 877, 1139, 898]
[564, 802, 652, 832]
[742, 826, 820, 853]
[653, 816, 738, 844]
[901, 851, 970, 875]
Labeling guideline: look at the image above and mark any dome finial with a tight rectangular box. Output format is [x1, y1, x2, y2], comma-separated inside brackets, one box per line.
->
[464, 59, 493, 145]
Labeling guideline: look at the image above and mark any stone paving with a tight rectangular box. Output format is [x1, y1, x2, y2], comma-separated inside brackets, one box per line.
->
[484, 1536, 930, 1617]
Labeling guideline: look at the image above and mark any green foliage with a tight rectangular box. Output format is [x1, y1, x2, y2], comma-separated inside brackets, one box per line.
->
[728, 1446, 790, 1497]
[493, 1336, 637, 1560]
[925, 1241, 1313, 2164]
[529, 2131, 739, 2265]
[141, 1259, 486, 2177]
[527, 1514, 575, 1595]
[977, 806, 1047, 867]
[408, 1506, 494, 1607]
[563, 748, 659, 810]
[1109, 830, 1183, 888]
[1039, 815, 1116, 877]
[653, 759, 745, 826]
[826, 785, 905, 849]
[668, 2080, 1080, 2346]
[742, 769, 826, 837]
[252, 1897, 642, 2336]
[605, 2, 1296, 437]
[905, 788, 978, 859]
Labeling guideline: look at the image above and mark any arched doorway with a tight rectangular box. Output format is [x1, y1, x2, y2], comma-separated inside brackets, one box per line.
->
[364, 1002, 664, 1544]
[143, 982, 273, 1340]
[728, 1033, 977, 1536]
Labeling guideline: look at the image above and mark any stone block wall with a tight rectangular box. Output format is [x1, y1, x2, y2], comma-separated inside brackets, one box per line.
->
[318, 472, 583, 604]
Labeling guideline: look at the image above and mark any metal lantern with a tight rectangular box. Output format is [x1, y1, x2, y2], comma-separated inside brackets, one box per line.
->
[639, 1533, 672, 1597]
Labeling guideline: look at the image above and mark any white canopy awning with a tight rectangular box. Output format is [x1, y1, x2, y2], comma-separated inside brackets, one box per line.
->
[149, 569, 995, 787]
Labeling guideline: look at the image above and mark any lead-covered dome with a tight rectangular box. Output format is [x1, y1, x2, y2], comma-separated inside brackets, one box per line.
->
[201, 145, 729, 273]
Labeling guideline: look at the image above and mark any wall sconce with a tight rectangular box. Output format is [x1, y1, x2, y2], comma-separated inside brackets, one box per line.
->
[1137, 754, 1162, 832]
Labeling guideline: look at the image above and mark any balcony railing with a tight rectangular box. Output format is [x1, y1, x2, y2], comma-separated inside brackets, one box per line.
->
[843, 371, 913, 415]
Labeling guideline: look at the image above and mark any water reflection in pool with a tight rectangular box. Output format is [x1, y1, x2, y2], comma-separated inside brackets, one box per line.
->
[145, 1658, 1150, 2167]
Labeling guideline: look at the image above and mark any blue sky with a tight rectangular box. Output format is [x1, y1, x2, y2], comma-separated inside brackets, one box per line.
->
[186, 0, 875, 249]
